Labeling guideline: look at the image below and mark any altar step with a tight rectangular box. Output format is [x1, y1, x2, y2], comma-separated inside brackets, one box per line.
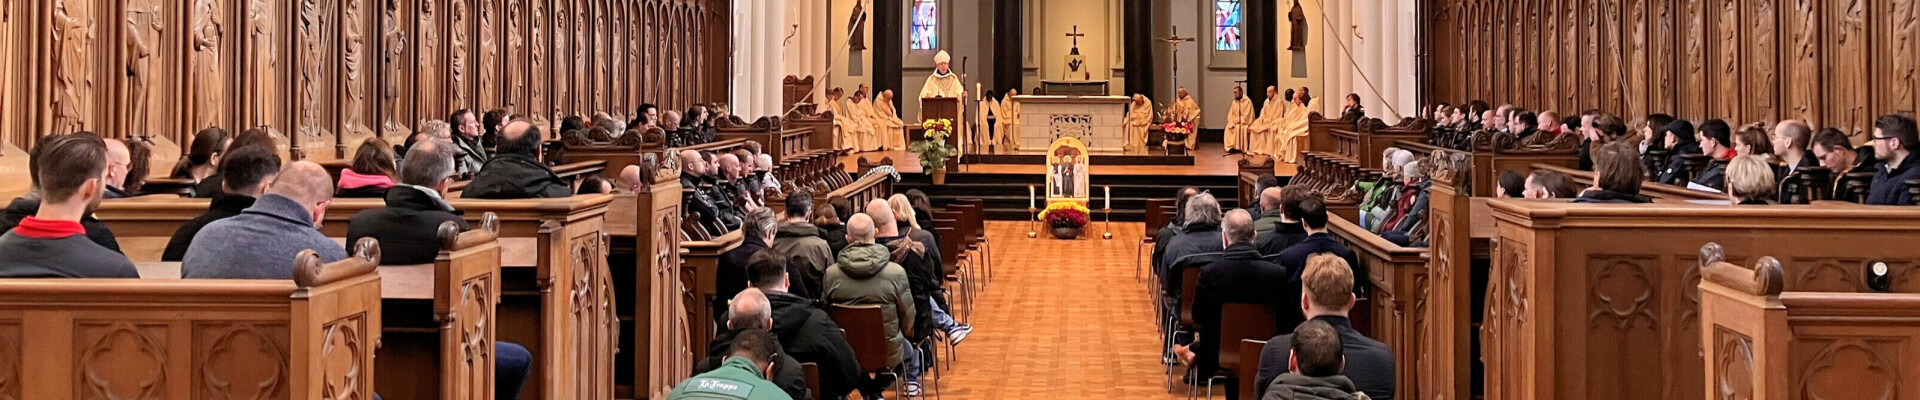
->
[895, 172, 1270, 221]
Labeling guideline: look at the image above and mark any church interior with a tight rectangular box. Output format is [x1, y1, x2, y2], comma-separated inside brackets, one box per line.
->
[0, 0, 1917, 400]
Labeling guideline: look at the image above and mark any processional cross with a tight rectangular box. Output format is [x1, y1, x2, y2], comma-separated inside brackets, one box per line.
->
[1161, 27, 1196, 89]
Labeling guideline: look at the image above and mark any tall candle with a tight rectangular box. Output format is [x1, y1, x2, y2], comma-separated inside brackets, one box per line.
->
[1104, 186, 1112, 210]
[1029, 185, 1036, 209]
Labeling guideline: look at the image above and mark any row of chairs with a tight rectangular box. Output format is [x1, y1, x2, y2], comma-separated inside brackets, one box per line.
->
[816, 198, 998, 400]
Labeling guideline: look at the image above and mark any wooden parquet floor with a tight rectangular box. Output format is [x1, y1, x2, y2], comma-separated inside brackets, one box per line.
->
[914, 221, 1187, 400]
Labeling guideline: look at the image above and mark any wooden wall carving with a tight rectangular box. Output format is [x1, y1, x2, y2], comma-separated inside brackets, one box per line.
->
[1424, 0, 1920, 138]
[0, 0, 731, 163]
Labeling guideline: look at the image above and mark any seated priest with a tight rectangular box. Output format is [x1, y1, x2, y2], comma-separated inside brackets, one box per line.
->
[1168, 87, 1202, 150]
[464, 119, 571, 199]
[0, 133, 136, 278]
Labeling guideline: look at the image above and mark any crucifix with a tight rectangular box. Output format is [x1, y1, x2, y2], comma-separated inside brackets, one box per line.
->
[1161, 26, 1196, 89]
[1065, 25, 1086, 50]
[1064, 25, 1088, 79]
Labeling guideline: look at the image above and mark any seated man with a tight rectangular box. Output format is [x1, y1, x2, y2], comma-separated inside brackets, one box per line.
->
[772, 192, 835, 296]
[1151, 187, 1203, 275]
[872, 199, 971, 345]
[103, 138, 133, 198]
[748, 249, 862, 400]
[1522, 170, 1580, 199]
[348, 139, 471, 265]
[0, 133, 123, 253]
[164, 144, 280, 261]
[821, 214, 917, 400]
[1257, 255, 1395, 400]
[717, 208, 787, 323]
[680, 150, 742, 232]
[1257, 188, 1313, 257]
[464, 119, 570, 199]
[0, 133, 136, 277]
[1691, 119, 1736, 192]
[1251, 187, 1285, 234]
[1260, 320, 1370, 400]
[1173, 209, 1297, 379]
[1163, 193, 1226, 295]
[1867, 114, 1920, 205]
[668, 328, 796, 400]
[697, 288, 810, 400]
[1274, 196, 1363, 297]
[182, 161, 345, 278]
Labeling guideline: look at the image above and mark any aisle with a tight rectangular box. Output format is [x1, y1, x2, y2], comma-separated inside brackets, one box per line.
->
[922, 221, 1185, 399]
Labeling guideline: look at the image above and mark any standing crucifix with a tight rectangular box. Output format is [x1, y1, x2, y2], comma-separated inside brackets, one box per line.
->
[1063, 25, 1088, 80]
[1161, 26, 1196, 89]
[1065, 25, 1086, 48]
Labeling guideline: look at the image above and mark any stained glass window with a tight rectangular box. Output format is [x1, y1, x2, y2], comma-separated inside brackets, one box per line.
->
[1214, 0, 1244, 51]
[911, 0, 938, 50]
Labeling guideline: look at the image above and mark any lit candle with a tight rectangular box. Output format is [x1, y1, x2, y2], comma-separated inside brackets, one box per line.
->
[1029, 185, 1036, 209]
[1104, 186, 1112, 210]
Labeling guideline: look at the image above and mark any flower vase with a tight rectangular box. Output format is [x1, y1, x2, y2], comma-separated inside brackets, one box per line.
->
[1051, 226, 1081, 240]
[1165, 141, 1187, 155]
[931, 168, 948, 185]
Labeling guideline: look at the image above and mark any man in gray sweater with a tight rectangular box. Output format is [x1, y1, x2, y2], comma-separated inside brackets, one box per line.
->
[182, 161, 347, 279]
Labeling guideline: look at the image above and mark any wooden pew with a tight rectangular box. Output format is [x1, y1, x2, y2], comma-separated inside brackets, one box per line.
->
[1480, 200, 1920, 400]
[0, 247, 383, 399]
[1236, 157, 1277, 207]
[1305, 112, 1355, 155]
[1327, 215, 1422, 399]
[1530, 163, 1725, 202]
[681, 230, 745, 365]
[603, 168, 695, 399]
[94, 196, 620, 400]
[1696, 243, 1920, 400]
[375, 219, 505, 400]
[1394, 140, 1580, 198]
[1328, 119, 1431, 169]
[787, 108, 840, 153]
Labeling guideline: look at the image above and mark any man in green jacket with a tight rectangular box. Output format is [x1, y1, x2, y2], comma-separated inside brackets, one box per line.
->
[667, 329, 794, 400]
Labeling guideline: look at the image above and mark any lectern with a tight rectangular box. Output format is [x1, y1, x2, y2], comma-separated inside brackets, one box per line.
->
[918, 97, 962, 146]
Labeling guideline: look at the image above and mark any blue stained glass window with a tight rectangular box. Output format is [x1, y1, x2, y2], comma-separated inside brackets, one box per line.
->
[911, 0, 938, 50]
[1215, 0, 1244, 51]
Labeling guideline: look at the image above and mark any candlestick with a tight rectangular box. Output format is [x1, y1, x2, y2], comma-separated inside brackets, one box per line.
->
[1029, 185, 1036, 209]
[1104, 186, 1111, 210]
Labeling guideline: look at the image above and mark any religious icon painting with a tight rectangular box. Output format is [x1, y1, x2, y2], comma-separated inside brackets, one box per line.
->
[1046, 136, 1091, 202]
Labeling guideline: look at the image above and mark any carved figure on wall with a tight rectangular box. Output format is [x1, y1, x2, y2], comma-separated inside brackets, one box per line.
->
[553, 1, 567, 119]
[847, 1, 865, 51]
[299, 0, 327, 138]
[1753, 0, 1777, 113]
[507, 0, 523, 110]
[1718, 0, 1737, 115]
[529, 2, 545, 123]
[450, 0, 468, 110]
[52, 0, 94, 133]
[1287, 0, 1306, 51]
[343, 0, 368, 136]
[419, 0, 438, 96]
[381, 0, 408, 135]
[573, 5, 587, 112]
[249, 0, 276, 128]
[480, 0, 498, 108]
[193, 0, 226, 130]
[594, 3, 607, 105]
[1893, 0, 1917, 108]
[126, 1, 163, 137]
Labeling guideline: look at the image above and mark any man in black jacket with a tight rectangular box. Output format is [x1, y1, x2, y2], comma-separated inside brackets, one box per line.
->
[1172, 209, 1296, 380]
[718, 208, 789, 322]
[348, 139, 471, 265]
[1811, 128, 1879, 203]
[0, 133, 123, 254]
[1152, 187, 1202, 280]
[161, 144, 280, 261]
[464, 119, 570, 199]
[747, 249, 862, 400]
[1866, 114, 1920, 205]
[1273, 196, 1363, 297]
[1256, 254, 1395, 400]
[1257, 189, 1313, 258]
[697, 287, 813, 400]
[1162, 193, 1225, 297]
[1692, 119, 1736, 191]
[679, 150, 742, 232]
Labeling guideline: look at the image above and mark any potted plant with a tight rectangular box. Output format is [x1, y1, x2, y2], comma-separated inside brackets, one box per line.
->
[1161, 121, 1193, 155]
[1039, 201, 1091, 239]
[911, 118, 959, 184]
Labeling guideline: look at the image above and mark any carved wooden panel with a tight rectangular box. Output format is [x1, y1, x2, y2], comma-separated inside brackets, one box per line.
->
[1790, 338, 1903, 399]
[1880, 0, 1919, 118]
[505, 0, 525, 114]
[1624, 0, 1648, 118]
[571, 0, 589, 116]
[194, 323, 292, 400]
[415, 0, 444, 127]
[1786, 0, 1821, 125]
[342, 0, 378, 153]
[1746, 0, 1778, 122]
[0, 322, 18, 400]
[1711, 327, 1756, 400]
[1583, 255, 1664, 399]
[1561, 0, 1578, 111]
[1649, 0, 1675, 114]
[74, 322, 170, 400]
[1600, 0, 1623, 114]
[1582, 0, 1600, 113]
[1679, 0, 1707, 118]
[550, 0, 570, 121]
[319, 315, 369, 399]
[447, 0, 471, 112]
[477, 0, 501, 111]
[454, 276, 494, 399]
[380, 0, 416, 140]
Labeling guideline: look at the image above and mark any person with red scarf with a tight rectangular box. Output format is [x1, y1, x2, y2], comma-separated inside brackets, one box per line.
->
[0, 133, 136, 278]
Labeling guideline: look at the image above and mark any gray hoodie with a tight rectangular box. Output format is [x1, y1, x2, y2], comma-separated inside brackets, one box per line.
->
[1263, 374, 1370, 400]
[820, 242, 915, 367]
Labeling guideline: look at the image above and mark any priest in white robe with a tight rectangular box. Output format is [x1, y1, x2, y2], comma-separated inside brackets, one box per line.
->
[1167, 87, 1202, 150]
[873, 90, 906, 150]
[995, 89, 1022, 151]
[1249, 86, 1285, 156]
[1224, 87, 1255, 154]
[848, 86, 881, 152]
[1125, 94, 1153, 153]
[824, 88, 867, 152]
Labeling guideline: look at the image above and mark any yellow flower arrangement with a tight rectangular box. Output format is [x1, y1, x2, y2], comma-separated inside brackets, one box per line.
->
[1039, 201, 1091, 228]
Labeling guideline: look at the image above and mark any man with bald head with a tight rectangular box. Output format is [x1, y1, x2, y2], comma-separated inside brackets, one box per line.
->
[464, 119, 570, 199]
[693, 287, 810, 399]
[102, 139, 133, 198]
[1172, 209, 1296, 378]
[183, 161, 346, 279]
[822, 213, 919, 399]
[1252, 186, 1286, 234]
[617, 165, 643, 194]
[679, 149, 741, 232]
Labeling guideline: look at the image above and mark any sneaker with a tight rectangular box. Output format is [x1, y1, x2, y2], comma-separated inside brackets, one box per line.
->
[946, 325, 973, 346]
[904, 381, 923, 397]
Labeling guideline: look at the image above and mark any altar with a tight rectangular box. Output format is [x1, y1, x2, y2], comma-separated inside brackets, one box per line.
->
[1009, 95, 1132, 152]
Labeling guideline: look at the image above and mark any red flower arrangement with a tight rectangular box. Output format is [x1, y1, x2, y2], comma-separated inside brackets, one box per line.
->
[1040, 201, 1091, 229]
[1161, 122, 1193, 142]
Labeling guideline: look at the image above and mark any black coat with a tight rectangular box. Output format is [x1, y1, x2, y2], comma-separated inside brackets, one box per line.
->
[192, 173, 226, 198]
[1867, 152, 1920, 205]
[1257, 316, 1396, 400]
[882, 230, 941, 341]
[716, 239, 772, 323]
[1, 195, 123, 254]
[1657, 142, 1704, 185]
[1274, 234, 1363, 296]
[766, 290, 862, 399]
[815, 222, 850, 257]
[1190, 243, 1298, 378]
[681, 173, 741, 233]
[1692, 158, 1730, 192]
[347, 187, 470, 265]
[161, 194, 255, 261]
[696, 328, 813, 400]
[1161, 222, 1223, 294]
[1257, 220, 1310, 259]
[462, 154, 571, 199]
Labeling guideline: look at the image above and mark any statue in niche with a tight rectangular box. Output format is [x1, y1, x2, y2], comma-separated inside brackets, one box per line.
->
[529, 2, 545, 122]
[343, 0, 367, 136]
[1287, 0, 1306, 51]
[419, 0, 438, 93]
[52, 0, 94, 133]
[553, 2, 567, 117]
[450, 0, 468, 110]
[126, 1, 162, 137]
[507, 0, 523, 110]
[381, 0, 408, 135]
[480, 0, 497, 107]
[249, 0, 276, 128]
[595, 3, 607, 104]
[193, 0, 226, 130]
[299, 0, 326, 138]
[573, 6, 587, 110]
[847, 1, 865, 51]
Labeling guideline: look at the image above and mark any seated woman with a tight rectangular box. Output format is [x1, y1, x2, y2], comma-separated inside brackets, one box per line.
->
[1523, 169, 1581, 199]
[1725, 155, 1778, 205]
[172, 127, 231, 197]
[1575, 141, 1654, 204]
[337, 138, 398, 198]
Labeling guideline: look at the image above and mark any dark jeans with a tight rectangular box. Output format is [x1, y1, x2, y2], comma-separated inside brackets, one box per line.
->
[498, 341, 534, 400]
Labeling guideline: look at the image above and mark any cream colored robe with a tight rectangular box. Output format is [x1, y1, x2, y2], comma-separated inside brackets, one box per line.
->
[873, 95, 906, 150]
[1250, 98, 1286, 156]
[1168, 96, 1202, 149]
[920, 72, 966, 133]
[828, 98, 869, 152]
[848, 98, 881, 151]
[1274, 98, 1320, 163]
[1125, 97, 1153, 152]
[995, 94, 1021, 151]
[1224, 97, 1255, 152]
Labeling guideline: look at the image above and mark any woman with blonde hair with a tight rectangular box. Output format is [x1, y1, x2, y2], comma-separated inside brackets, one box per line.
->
[888, 194, 922, 230]
[1725, 154, 1778, 205]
